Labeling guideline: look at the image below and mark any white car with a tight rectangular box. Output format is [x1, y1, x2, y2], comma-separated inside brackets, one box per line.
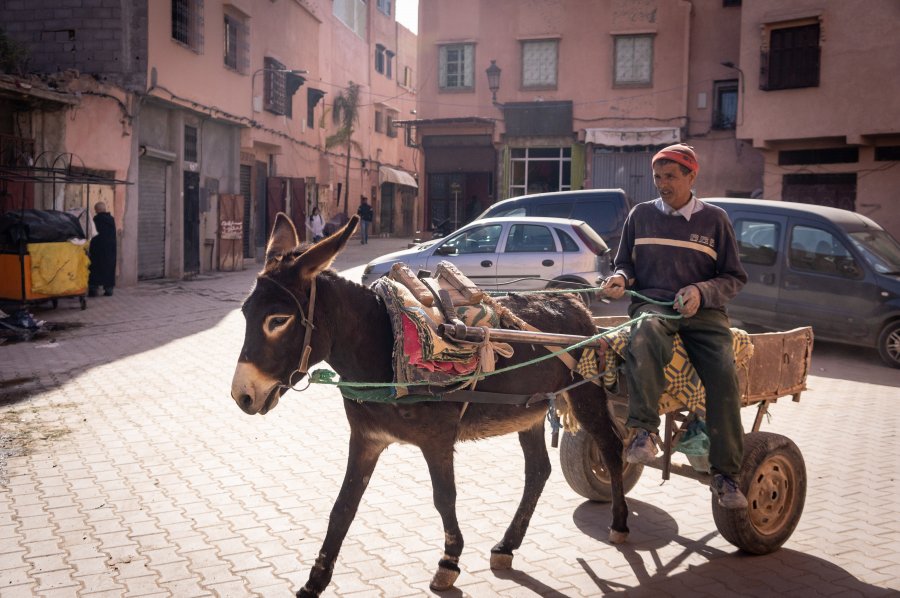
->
[361, 216, 611, 304]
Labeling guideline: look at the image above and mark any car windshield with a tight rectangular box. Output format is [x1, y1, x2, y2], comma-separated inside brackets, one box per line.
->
[848, 230, 900, 274]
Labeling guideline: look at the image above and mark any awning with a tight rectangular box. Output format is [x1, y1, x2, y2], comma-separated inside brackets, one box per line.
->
[583, 127, 681, 147]
[379, 166, 418, 188]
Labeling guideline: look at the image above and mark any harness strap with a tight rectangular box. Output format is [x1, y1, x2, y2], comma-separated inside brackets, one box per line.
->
[298, 278, 317, 374]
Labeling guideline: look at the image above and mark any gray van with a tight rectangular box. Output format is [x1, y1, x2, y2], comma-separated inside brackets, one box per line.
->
[477, 189, 631, 255]
[706, 198, 900, 368]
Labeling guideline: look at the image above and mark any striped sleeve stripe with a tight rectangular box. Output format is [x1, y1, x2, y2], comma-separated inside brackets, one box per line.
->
[635, 237, 718, 260]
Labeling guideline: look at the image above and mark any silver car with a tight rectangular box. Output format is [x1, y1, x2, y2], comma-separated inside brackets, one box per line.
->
[361, 216, 610, 304]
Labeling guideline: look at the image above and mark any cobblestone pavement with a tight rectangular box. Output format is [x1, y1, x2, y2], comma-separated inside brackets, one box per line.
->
[1, 236, 899, 597]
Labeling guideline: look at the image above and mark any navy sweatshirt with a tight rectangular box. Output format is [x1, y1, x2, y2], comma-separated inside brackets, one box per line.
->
[613, 199, 747, 310]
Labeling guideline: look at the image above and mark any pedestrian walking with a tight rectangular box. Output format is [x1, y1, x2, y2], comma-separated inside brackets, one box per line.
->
[357, 196, 373, 244]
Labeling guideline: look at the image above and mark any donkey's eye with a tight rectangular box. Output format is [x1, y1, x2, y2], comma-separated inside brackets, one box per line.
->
[265, 314, 292, 334]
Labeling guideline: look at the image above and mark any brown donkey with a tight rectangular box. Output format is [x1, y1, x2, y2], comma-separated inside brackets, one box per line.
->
[230, 213, 628, 597]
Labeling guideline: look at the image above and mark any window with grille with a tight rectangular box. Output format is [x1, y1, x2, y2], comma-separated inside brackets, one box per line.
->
[184, 125, 198, 162]
[377, 0, 391, 16]
[223, 11, 249, 73]
[333, 0, 367, 38]
[712, 80, 738, 129]
[439, 44, 474, 90]
[613, 35, 653, 86]
[375, 44, 385, 74]
[264, 57, 287, 115]
[760, 22, 820, 90]
[522, 40, 558, 89]
[172, 0, 204, 53]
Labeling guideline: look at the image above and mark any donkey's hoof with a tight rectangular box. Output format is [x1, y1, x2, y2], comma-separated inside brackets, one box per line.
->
[490, 551, 514, 570]
[296, 586, 319, 598]
[608, 528, 629, 544]
[430, 565, 460, 591]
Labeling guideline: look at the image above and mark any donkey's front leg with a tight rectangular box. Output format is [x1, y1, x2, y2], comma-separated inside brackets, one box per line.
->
[298, 433, 387, 598]
[490, 422, 551, 570]
[420, 443, 463, 591]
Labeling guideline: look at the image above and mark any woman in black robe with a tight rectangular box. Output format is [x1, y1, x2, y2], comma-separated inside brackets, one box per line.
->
[88, 202, 117, 297]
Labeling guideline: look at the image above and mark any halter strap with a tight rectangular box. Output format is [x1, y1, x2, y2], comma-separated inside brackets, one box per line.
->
[259, 275, 318, 379]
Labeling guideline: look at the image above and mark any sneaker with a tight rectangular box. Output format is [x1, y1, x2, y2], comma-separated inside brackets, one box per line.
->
[711, 473, 749, 509]
[625, 428, 659, 464]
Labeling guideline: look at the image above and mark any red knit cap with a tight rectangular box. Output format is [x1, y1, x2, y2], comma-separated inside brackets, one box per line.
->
[652, 144, 699, 174]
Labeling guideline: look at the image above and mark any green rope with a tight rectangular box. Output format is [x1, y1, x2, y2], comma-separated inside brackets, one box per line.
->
[487, 285, 678, 307]
[307, 303, 683, 402]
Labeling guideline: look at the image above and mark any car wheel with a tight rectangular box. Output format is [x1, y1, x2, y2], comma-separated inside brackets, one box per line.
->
[877, 321, 900, 369]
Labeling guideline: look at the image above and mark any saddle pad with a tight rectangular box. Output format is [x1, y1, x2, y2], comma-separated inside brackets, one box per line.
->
[372, 277, 502, 398]
[601, 326, 754, 413]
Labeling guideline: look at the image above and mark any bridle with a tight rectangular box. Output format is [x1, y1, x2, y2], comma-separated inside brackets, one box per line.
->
[258, 274, 318, 391]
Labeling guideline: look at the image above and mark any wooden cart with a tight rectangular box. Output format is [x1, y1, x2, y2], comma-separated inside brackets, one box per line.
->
[558, 317, 813, 555]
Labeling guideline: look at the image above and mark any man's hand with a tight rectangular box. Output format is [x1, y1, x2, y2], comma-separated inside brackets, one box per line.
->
[674, 284, 701, 318]
[602, 274, 627, 300]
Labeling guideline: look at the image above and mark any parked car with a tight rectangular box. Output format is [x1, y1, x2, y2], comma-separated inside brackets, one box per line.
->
[361, 216, 610, 306]
[706, 198, 900, 368]
[476, 189, 631, 265]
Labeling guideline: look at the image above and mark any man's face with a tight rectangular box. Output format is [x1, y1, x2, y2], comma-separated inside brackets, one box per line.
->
[653, 161, 696, 210]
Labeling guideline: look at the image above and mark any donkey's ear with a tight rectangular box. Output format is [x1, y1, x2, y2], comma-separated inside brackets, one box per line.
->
[266, 213, 299, 260]
[296, 215, 360, 280]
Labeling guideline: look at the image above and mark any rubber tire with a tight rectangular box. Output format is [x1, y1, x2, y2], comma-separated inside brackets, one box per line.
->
[712, 431, 806, 555]
[877, 321, 900, 369]
[560, 427, 643, 502]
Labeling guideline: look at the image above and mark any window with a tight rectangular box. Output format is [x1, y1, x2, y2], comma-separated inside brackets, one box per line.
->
[223, 11, 248, 73]
[402, 65, 413, 88]
[712, 80, 738, 129]
[522, 40, 558, 88]
[760, 22, 820, 90]
[439, 44, 474, 90]
[735, 220, 778, 266]
[508, 147, 572, 197]
[505, 224, 556, 253]
[614, 34, 653, 86]
[405, 125, 417, 148]
[386, 112, 397, 138]
[307, 88, 326, 128]
[377, 0, 392, 16]
[172, 0, 204, 53]
[778, 147, 858, 165]
[556, 228, 579, 252]
[386, 50, 394, 79]
[443, 224, 502, 254]
[184, 125, 198, 163]
[333, 0, 367, 38]
[374, 110, 384, 134]
[790, 226, 861, 279]
[375, 44, 385, 74]
[264, 57, 287, 115]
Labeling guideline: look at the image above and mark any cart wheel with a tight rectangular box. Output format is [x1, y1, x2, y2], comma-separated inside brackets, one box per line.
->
[51, 299, 58, 309]
[712, 431, 806, 554]
[560, 427, 643, 502]
[79, 296, 87, 310]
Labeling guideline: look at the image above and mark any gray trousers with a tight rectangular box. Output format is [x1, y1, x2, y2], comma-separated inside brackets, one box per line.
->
[624, 303, 744, 477]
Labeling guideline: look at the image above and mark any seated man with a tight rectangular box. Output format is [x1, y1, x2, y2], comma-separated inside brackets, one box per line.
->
[603, 144, 750, 509]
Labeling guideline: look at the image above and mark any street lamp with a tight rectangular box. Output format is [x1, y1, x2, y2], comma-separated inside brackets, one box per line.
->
[486, 60, 502, 104]
[251, 67, 308, 113]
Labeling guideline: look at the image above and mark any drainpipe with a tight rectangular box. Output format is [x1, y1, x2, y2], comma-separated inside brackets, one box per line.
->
[679, 0, 693, 140]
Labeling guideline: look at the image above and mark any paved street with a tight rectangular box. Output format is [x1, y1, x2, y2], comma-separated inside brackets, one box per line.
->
[1, 236, 899, 597]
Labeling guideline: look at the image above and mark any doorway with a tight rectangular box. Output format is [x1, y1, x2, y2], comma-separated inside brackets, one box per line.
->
[183, 171, 200, 273]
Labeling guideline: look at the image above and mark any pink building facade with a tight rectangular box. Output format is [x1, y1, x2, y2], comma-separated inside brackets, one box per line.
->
[1, 0, 418, 285]
[409, 0, 762, 233]
[409, 0, 899, 240]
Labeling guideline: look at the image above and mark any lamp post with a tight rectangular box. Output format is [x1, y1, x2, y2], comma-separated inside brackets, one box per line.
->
[251, 67, 308, 113]
[486, 60, 502, 104]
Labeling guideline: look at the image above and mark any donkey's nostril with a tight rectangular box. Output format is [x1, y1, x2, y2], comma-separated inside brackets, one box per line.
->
[240, 395, 253, 410]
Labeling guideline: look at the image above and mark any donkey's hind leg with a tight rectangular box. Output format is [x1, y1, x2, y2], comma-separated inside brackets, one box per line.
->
[420, 441, 464, 591]
[490, 421, 551, 570]
[567, 385, 630, 543]
[298, 433, 387, 598]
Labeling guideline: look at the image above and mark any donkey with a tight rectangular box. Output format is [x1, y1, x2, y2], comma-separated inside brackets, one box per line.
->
[231, 213, 628, 597]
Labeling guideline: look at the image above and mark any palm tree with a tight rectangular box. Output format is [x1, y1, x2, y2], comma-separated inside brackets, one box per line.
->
[325, 81, 362, 217]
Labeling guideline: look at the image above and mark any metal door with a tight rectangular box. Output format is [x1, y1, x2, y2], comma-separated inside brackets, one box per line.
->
[240, 164, 252, 258]
[138, 157, 167, 280]
[592, 150, 656, 203]
[183, 171, 200, 273]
